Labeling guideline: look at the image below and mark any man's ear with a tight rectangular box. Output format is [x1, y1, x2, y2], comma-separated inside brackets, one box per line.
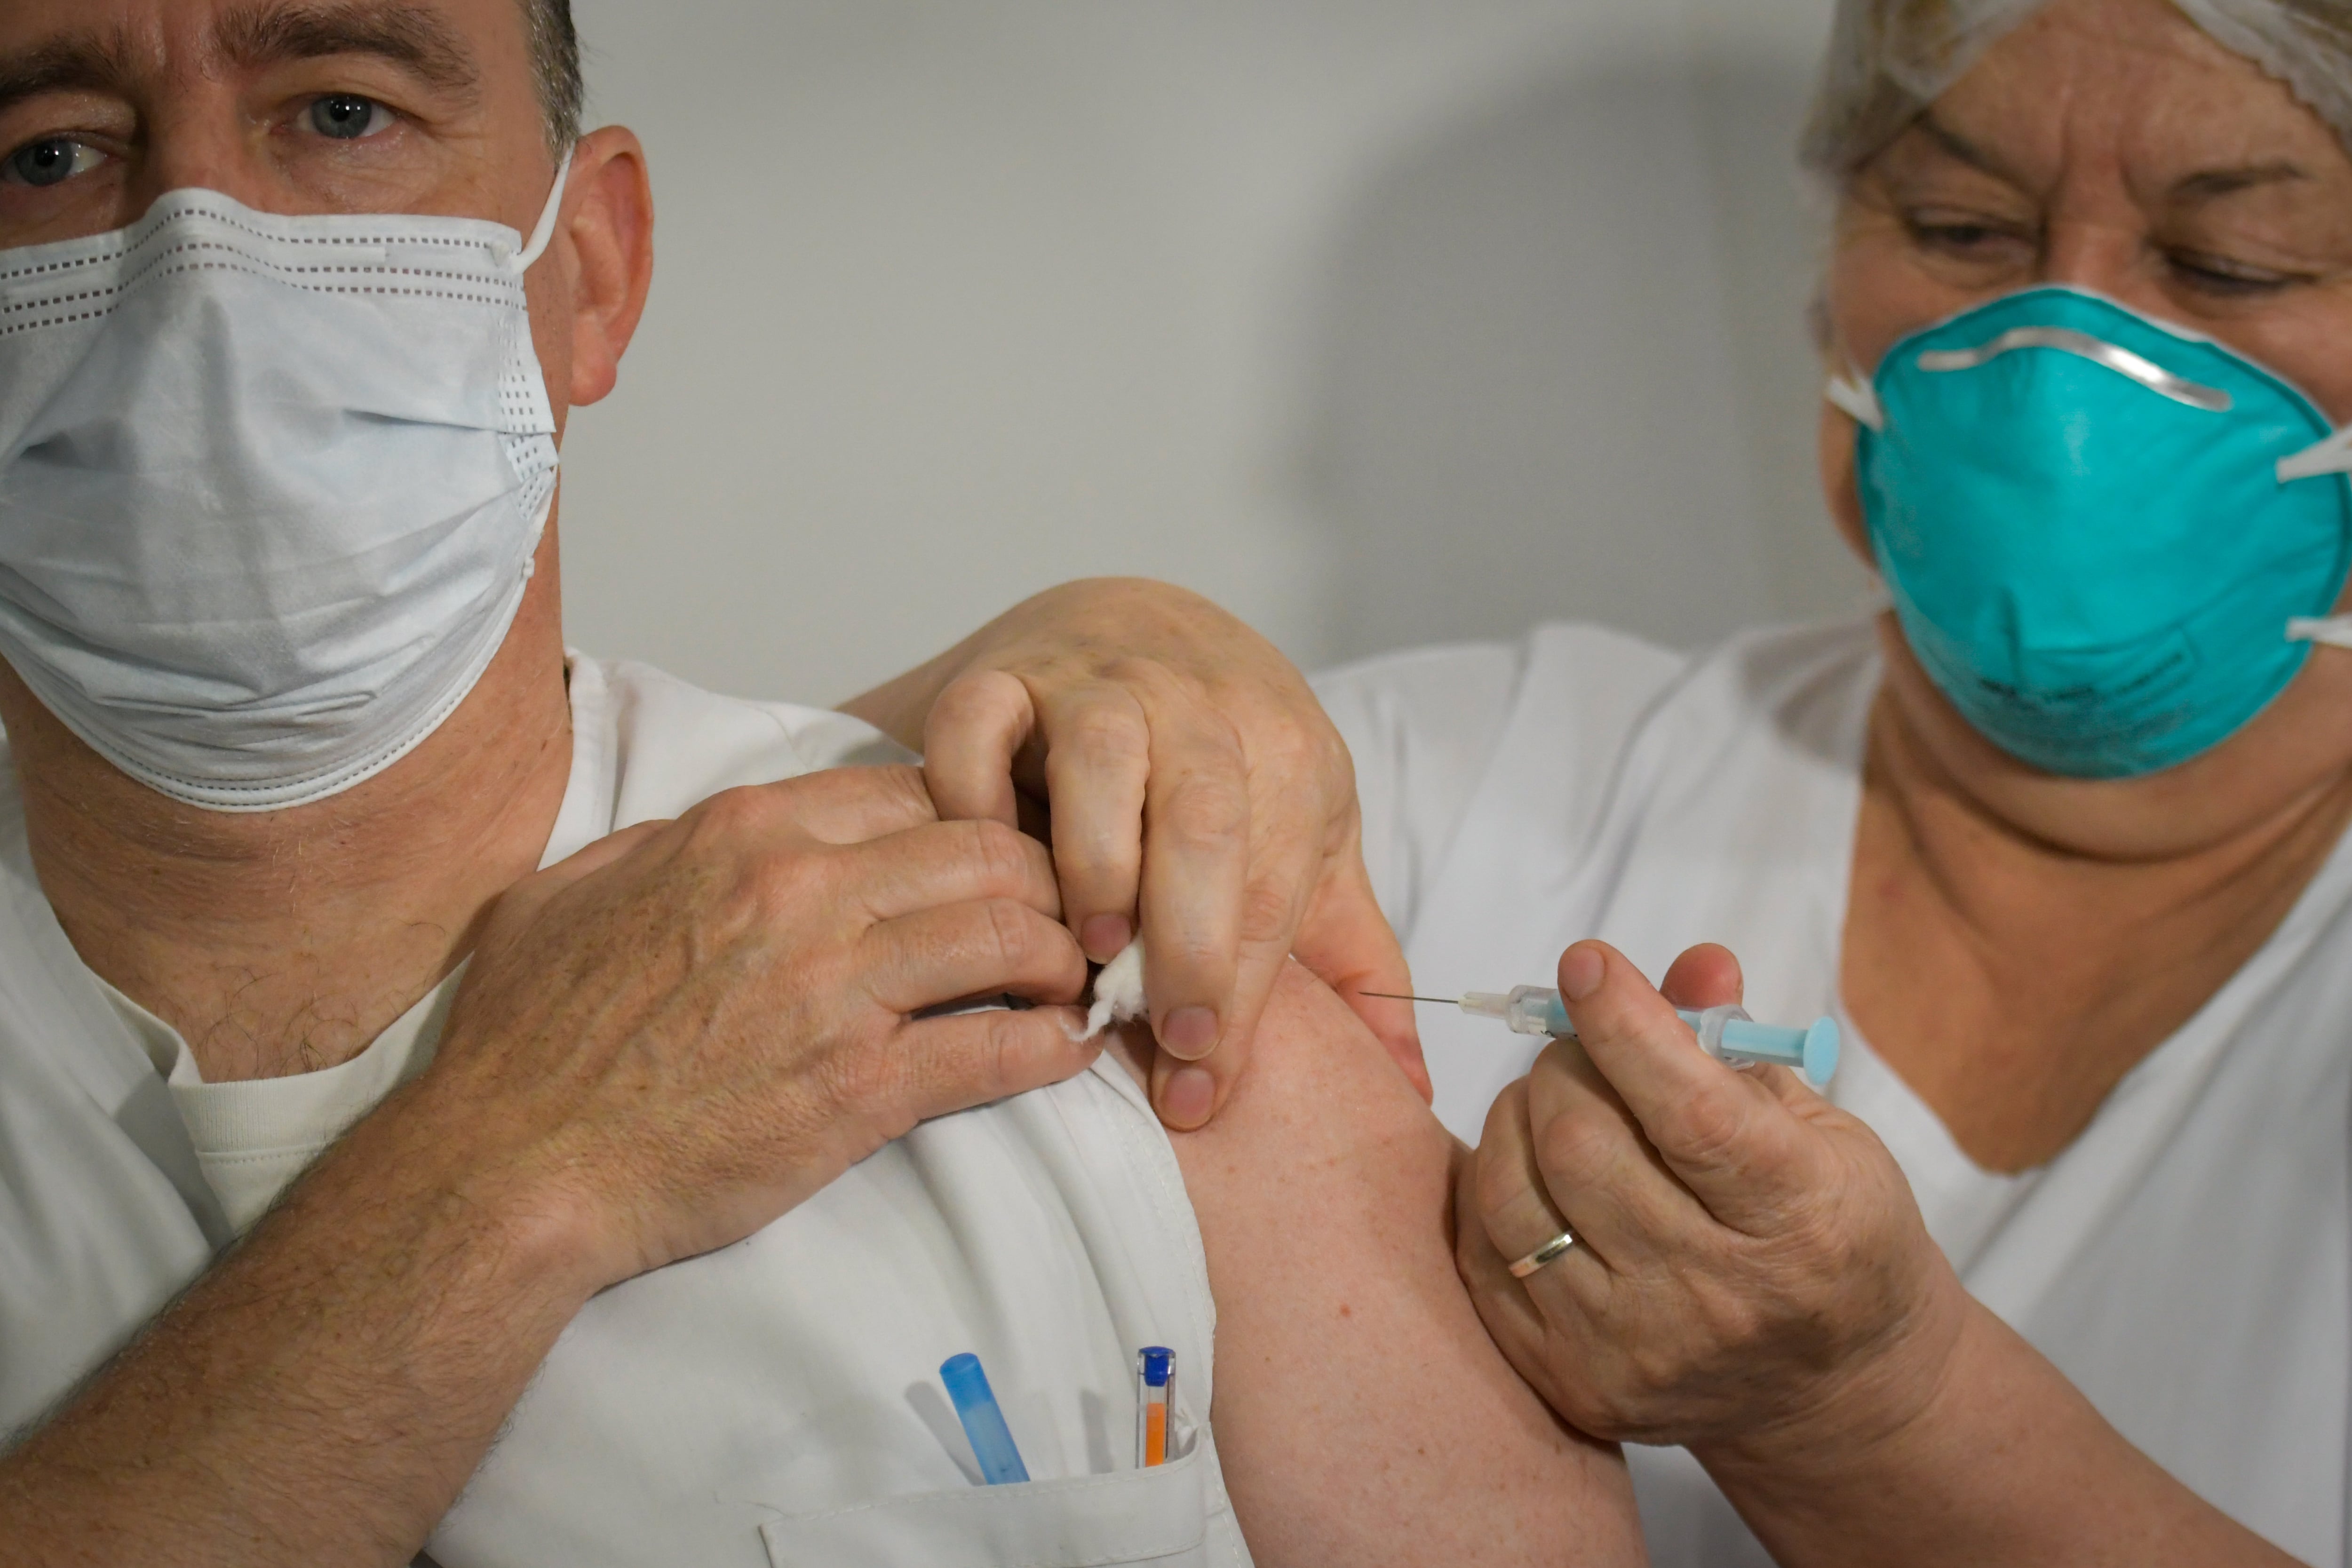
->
[561, 126, 655, 410]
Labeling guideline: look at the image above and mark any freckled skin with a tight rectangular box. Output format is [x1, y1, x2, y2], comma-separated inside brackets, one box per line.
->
[1121, 963, 1644, 1568]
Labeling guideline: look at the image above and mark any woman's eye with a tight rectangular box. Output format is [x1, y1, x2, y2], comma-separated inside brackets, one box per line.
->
[2168, 251, 2298, 298]
[1908, 217, 2024, 255]
[2, 137, 105, 189]
[308, 94, 394, 141]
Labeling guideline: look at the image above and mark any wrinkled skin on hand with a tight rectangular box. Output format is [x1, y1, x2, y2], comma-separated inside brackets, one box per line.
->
[413, 764, 1098, 1289]
[1456, 940, 1968, 1467]
[852, 577, 1427, 1130]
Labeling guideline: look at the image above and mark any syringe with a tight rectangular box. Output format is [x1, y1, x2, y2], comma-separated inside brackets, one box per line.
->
[1366, 987, 1840, 1086]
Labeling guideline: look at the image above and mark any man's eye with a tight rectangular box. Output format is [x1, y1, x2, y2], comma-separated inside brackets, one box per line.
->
[3, 137, 104, 189]
[308, 94, 394, 141]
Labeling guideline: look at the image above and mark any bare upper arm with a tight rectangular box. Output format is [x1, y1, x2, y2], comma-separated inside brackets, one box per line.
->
[1114, 963, 1643, 1567]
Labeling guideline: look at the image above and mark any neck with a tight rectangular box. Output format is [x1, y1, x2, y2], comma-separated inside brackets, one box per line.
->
[1843, 680, 2352, 1170]
[0, 534, 573, 1083]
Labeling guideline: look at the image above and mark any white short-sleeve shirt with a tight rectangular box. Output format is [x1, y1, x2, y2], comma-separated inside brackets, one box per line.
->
[1319, 615, 2352, 1568]
[0, 654, 1248, 1568]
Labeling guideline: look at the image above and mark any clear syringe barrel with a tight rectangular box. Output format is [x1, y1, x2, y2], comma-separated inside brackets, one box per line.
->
[1460, 988, 1839, 1085]
[1460, 987, 1564, 1036]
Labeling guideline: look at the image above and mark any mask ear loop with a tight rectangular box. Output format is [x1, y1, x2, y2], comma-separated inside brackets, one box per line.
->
[1824, 370, 1884, 431]
[494, 146, 576, 571]
[501, 146, 577, 275]
[2279, 424, 2352, 484]
[1823, 371, 1893, 614]
[2287, 617, 2352, 649]
[2281, 426, 2352, 648]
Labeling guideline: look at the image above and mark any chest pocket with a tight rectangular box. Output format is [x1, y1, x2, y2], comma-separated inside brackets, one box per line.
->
[761, 1447, 1210, 1568]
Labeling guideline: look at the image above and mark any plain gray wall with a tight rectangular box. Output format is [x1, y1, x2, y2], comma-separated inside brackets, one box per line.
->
[556, 0, 1867, 705]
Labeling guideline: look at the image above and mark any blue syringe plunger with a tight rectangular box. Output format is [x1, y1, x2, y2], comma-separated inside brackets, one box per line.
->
[1458, 987, 1839, 1085]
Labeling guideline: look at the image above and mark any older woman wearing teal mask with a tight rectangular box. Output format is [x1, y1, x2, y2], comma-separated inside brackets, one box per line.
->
[1296, 0, 2352, 1563]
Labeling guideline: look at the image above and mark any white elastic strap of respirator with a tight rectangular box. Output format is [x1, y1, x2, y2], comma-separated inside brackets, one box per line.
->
[498, 146, 574, 274]
[1824, 371, 1885, 431]
[2281, 428, 2352, 647]
[2280, 424, 2352, 484]
[2288, 615, 2352, 649]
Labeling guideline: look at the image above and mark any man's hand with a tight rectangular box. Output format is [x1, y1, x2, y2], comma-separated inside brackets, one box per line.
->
[1, 766, 1097, 1568]
[421, 764, 1097, 1289]
[842, 577, 1425, 1130]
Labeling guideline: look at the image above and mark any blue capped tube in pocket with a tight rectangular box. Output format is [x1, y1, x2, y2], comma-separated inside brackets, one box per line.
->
[940, 1353, 1030, 1485]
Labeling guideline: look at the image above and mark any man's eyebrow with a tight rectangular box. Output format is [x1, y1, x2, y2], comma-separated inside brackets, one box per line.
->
[2171, 161, 2312, 203]
[0, 30, 142, 123]
[213, 1, 482, 100]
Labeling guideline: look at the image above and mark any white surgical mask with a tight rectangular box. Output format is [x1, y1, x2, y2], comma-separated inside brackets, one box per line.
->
[0, 155, 572, 811]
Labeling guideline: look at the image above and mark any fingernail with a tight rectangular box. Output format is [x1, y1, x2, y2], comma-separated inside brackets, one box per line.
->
[1561, 945, 1605, 1001]
[1161, 1067, 1215, 1128]
[1160, 1006, 1220, 1058]
[1081, 914, 1133, 962]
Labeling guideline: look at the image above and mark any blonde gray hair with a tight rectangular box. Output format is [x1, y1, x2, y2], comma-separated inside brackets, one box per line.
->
[1801, 0, 2352, 180]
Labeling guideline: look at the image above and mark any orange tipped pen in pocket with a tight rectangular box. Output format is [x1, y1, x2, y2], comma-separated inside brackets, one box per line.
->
[1136, 1347, 1175, 1468]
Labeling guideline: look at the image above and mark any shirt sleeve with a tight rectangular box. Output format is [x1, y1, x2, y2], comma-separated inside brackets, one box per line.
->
[1312, 641, 1529, 939]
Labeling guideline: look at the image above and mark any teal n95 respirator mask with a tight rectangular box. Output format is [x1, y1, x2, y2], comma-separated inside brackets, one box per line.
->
[1827, 286, 2352, 779]
[0, 155, 571, 811]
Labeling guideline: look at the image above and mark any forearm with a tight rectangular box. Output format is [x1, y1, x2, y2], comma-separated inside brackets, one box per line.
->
[1703, 1299, 2297, 1568]
[0, 1080, 595, 1568]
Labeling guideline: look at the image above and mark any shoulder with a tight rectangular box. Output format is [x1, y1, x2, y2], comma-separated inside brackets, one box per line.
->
[565, 653, 915, 830]
[1637, 613, 1885, 770]
[1315, 624, 1686, 781]
[1313, 625, 1688, 930]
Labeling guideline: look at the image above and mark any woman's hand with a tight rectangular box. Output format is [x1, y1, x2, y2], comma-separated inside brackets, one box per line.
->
[1456, 939, 1965, 1466]
[842, 577, 1426, 1129]
[1458, 939, 2303, 1567]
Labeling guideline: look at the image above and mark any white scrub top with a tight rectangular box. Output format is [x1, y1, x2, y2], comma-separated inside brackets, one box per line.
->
[1318, 614, 2352, 1568]
[0, 653, 1248, 1568]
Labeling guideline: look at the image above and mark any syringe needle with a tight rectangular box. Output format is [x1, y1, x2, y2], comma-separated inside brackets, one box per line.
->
[1359, 991, 1460, 1005]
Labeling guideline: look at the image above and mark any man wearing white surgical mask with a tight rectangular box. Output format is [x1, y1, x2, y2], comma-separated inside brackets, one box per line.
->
[0, 4, 1641, 1566]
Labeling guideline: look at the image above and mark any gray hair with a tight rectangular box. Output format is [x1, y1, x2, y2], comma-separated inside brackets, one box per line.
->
[1801, 0, 2352, 181]
[519, 0, 583, 152]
